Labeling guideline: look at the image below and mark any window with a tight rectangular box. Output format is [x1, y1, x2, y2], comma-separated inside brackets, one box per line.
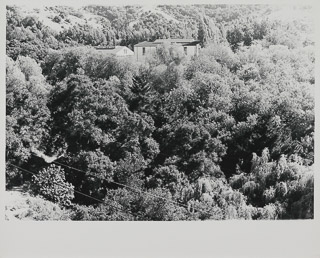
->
[142, 47, 146, 55]
[184, 47, 187, 55]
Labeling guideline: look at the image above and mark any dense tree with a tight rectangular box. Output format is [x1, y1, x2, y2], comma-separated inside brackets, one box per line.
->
[229, 149, 314, 219]
[6, 56, 50, 163]
[226, 18, 270, 51]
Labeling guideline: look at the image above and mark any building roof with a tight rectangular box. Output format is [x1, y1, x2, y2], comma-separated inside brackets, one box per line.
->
[95, 46, 133, 55]
[134, 41, 159, 47]
[154, 38, 196, 43]
[134, 39, 200, 48]
[182, 40, 201, 46]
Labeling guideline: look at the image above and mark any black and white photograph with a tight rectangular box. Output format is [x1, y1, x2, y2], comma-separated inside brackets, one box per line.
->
[4, 2, 316, 222]
[2, 0, 320, 257]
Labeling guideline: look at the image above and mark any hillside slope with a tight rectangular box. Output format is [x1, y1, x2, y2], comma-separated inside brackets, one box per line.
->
[5, 188, 71, 220]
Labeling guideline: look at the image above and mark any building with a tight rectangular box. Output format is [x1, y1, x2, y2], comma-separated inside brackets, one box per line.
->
[95, 46, 134, 57]
[133, 41, 159, 62]
[133, 38, 201, 62]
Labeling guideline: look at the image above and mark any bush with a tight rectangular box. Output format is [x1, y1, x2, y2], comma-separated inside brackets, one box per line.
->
[53, 16, 62, 23]
[6, 164, 23, 187]
[32, 164, 74, 206]
[69, 204, 127, 221]
[24, 196, 71, 220]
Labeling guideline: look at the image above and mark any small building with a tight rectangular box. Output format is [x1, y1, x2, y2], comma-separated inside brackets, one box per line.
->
[95, 46, 134, 57]
[133, 41, 160, 62]
[133, 38, 201, 62]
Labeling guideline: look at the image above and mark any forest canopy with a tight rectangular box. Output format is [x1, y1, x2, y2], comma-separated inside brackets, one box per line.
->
[6, 4, 314, 220]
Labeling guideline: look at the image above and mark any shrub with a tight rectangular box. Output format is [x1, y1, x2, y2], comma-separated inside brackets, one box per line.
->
[69, 204, 128, 221]
[53, 16, 62, 23]
[24, 196, 71, 220]
[32, 164, 74, 206]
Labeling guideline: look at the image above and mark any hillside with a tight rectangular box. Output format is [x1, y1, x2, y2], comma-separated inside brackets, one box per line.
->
[5, 188, 71, 220]
[7, 4, 313, 59]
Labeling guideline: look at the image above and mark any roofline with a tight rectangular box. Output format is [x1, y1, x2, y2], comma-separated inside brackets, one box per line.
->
[154, 38, 195, 40]
[134, 40, 201, 47]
